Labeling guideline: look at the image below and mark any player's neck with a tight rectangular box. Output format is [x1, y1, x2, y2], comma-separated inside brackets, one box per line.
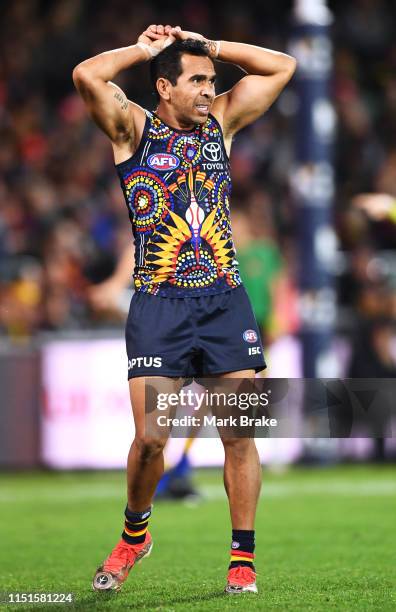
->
[154, 104, 196, 132]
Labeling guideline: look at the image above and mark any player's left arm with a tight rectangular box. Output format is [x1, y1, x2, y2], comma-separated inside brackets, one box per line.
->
[211, 41, 297, 138]
[169, 28, 296, 138]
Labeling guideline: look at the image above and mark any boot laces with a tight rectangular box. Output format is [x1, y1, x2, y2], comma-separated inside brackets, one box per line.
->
[104, 540, 140, 572]
[228, 565, 256, 586]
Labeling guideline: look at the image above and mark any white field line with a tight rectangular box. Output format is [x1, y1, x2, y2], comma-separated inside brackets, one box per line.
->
[0, 480, 395, 503]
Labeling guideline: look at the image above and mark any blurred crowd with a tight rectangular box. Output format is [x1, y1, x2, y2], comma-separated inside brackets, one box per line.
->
[0, 0, 395, 372]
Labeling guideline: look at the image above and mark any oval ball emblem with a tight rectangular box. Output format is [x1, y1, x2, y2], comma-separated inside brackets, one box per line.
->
[243, 329, 258, 343]
[147, 153, 180, 171]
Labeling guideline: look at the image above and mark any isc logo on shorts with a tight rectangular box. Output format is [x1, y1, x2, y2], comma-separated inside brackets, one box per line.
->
[147, 153, 180, 171]
[243, 329, 258, 343]
[248, 346, 261, 356]
[128, 356, 162, 370]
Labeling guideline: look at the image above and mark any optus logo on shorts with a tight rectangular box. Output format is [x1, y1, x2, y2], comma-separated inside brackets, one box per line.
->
[147, 153, 180, 171]
[128, 356, 162, 369]
[243, 329, 258, 343]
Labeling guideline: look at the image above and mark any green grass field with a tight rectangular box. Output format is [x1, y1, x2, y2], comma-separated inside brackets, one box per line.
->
[0, 465, 395, 611]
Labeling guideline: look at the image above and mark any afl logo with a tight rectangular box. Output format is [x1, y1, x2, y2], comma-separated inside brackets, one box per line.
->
[243, 329, 258, 343]
[148, 153, 180, 171]
[203, 142, 221, 162]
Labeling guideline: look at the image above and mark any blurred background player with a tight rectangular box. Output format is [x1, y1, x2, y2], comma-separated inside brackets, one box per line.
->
[353, 193, 396, 225]
[89, 243, 135, 314]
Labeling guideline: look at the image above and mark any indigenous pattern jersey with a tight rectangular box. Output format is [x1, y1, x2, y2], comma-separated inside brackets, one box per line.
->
[116, 110, 242, 297]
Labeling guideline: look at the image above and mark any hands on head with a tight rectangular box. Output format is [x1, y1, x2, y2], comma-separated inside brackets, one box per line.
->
[137, 25, 207, 59]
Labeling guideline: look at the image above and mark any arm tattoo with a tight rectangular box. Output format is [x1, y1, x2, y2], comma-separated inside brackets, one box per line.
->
[206, 39, 219, 58]
[114, 91, 129, 111]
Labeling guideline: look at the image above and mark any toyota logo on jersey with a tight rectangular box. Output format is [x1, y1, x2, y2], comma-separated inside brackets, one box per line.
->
[148, 153, 180, 171]
[243, 329, 258, 343]
[202, 142, 222, 162]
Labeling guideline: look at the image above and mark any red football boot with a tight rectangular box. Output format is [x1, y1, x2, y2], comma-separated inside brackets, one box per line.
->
[225, 565, 258, 594]
[92, 532, 153, 592]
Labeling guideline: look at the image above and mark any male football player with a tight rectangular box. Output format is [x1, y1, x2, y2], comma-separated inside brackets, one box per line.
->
[73, 23, 296, 594]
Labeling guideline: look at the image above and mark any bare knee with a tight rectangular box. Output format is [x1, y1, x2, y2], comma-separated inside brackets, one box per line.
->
[133, 436, 167, 463]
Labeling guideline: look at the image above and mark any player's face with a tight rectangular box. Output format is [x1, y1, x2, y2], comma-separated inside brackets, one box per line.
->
[171, 54, 216, 125]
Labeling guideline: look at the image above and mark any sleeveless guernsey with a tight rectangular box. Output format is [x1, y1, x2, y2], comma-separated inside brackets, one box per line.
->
[116, 110, 242, 297]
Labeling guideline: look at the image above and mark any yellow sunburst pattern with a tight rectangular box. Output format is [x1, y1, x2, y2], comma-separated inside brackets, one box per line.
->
[145, 169, 234, 284]
[146, 210, 192, 283]
[200, 207, 234, 269]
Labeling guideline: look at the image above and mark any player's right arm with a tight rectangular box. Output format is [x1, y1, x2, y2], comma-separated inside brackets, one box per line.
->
[72, 25, 174, 159]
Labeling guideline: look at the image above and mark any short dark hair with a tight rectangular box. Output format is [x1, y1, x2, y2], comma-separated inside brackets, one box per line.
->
[150, 39, 211, 101]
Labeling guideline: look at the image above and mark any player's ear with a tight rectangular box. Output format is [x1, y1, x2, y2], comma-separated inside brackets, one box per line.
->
[156, 78, 171, 101]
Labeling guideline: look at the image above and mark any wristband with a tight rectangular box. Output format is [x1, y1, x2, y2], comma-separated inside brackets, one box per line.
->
[389, 199, 396, 224]
[136, 42, 160, 60]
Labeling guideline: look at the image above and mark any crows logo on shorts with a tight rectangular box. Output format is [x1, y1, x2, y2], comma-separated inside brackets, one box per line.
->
[116, 111, 242, 297]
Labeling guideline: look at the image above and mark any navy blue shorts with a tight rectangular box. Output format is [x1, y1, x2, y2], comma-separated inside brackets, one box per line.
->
[125, 285, 266, 379]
